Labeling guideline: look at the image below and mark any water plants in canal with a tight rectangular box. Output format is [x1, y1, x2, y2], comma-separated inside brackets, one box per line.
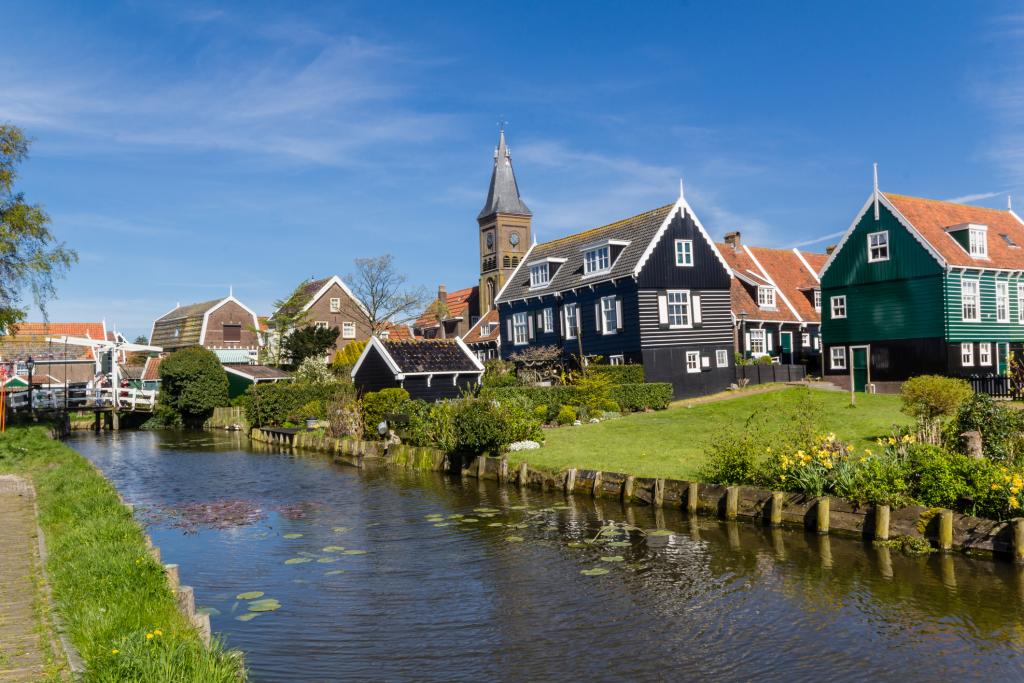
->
[580, 567, 610, 576]
[283, 533, 304, 539]
[284, 557, 312, 565]
[236, 591, 264, 600]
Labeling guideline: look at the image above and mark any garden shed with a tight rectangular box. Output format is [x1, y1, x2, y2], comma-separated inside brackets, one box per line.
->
[223, 364, 292, 399]
[351, 337, 484, 401]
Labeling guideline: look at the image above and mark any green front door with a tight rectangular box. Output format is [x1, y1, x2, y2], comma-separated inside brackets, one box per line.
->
[780, 332, 793, 364]
[852, 347, 869, 392]
[998, 343, 1009, 375]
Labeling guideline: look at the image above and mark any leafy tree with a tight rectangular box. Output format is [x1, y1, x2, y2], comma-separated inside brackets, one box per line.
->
[158, 347, 229, 428]
[259, 281, 315, 366]
[133, 335, 149, 345]
[900, 375, 972, 443]
[333, 340, 366, 366]
[294, 357, 333, 384]
[348, 255, 427, 336]
[282, 325, 339, 368]
[0, 125, 77, 331]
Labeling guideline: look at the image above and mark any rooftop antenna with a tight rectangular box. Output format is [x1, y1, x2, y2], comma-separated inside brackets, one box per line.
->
[873, 162, 880, 221]
[229, 285, 234, 297]
[679, 177, 685, 202]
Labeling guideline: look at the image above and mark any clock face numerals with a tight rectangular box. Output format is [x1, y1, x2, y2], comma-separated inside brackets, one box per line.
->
[485, 232, 494, 249]
[509, 232, 520, 247]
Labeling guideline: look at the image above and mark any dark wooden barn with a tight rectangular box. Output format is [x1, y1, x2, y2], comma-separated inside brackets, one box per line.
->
[351, 337, 485, 401]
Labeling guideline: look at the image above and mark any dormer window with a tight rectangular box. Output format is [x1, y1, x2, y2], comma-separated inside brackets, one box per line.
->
[757, 286, 776, 309]
[867, 230, 889, 262]
[584, 246, 611, 275]
[813, 288, 821, 312]
[529, 263, 550, 288]
[969, 227, 988, 258]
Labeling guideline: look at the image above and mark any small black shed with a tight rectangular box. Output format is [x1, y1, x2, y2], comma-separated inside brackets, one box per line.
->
[351, 337, 485, 401]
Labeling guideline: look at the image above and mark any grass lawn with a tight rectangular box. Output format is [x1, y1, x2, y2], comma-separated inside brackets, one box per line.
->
[511, 387, 911, 480]
[0, 426, 244, 682]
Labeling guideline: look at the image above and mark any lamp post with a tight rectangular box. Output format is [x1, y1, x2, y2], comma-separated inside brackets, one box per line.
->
[738, 312, 748, 359]
[26, 356, 35, 420]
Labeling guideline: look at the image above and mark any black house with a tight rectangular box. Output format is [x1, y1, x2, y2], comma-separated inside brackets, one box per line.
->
[494, 190, 735, 399]
[351, 337, 485, 401]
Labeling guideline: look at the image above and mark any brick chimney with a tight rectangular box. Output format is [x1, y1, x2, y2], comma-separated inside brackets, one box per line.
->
[724, 231, 741, 251]
[437, 284, 446, 303]
[825, 244, 837, 255]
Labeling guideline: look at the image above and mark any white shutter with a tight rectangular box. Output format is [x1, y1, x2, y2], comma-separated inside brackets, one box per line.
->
[527, 315, 534, 339]
[595, 302, 601, 332]
[559, 306, 565, 338]
[506, 319, 512, 343]
[657, 294, 668, 325]
[615, 297, 623, 331]
[744, 332, 751, 350]
[692, 295, 702, 325]
[766, 333, 774, 351]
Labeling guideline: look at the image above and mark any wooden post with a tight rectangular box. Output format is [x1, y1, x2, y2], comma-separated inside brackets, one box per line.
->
[727, 521, 740, 549]
[770, 491, 784, 526]
[653, 478, 665, 508]
[725, 486, 738, 520]
[818, 534, 833, 569]
[193, 611, 212, 645]
[477, 455, 486, 479]
[687, 482, 699, 515]
[164, 564, 180, 591]
[938, 509, 953, 552]
[874, 504, 890, 541]
[623, 475, 635, 502]
[816, 496, 830, 535]
[565, 468, 577, 494]
[176, 585, 196, 618]
[499, 458, 509, 483]
[518, 461, 528, 488]
[592, 471, 603, 498]
[1014, 518, 1024, 564]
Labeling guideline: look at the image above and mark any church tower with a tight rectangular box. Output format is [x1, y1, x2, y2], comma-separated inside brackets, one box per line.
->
[478, 130, 532, 317]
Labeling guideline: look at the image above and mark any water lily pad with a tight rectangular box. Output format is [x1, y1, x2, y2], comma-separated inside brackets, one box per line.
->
[600, 556, 625, 562]
[506, 523, 528, 529]
[284, 557, 312, 565]
[332, 526, 353, 533]
[447, 514, 464, 519]
[322, 546, 345, 552]
[324, 569, 347, 576]
[474, 508, 499, 513]
[645, 529, 674, 537]
[509, 505, 529, 510]
[197, 606, 220, 616]
[567, 542, 588, 549]
[342, 549, 367, 555]
[433, 522, 451, 527]
[505, 536, 524, 543]
[317, 557, 338, 563]
[607, 541, 632, 547]
[580, 567, 610, 576]
[487, 522, 505, 527]
[236, 591, 264, 600]
[248, 598, 281, 612]
[477, 513, 497, 518]
[283, 533, 304, 539]
[460, 517, 478, 523]
[236, 612, 260, 622]
[552, 504, 570, 510]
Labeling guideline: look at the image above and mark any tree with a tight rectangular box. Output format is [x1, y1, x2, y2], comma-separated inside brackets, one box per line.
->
[282, 325, 339, 368]
[424, 298, 450, 338]
[900, 374, 972, 443]
[348, 255, 427, 336]
[260, 281, 314, 366]
[158, 347, 229, 428]
[133, 335, 149, 345]
[0, 126, 76, 331]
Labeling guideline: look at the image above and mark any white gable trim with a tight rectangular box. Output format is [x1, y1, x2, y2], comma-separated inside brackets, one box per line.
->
[633, 198, 732, 279]
[818, 193, 947, 280]
[199, 296, 261, 347]
[300, 275, 370, 318]
[792, 249, 821, 283]
[743, 245, 803, 323]
[455, 336, 486, 372]
[350, 335, 402, 379]
[494, 242, 536, 305]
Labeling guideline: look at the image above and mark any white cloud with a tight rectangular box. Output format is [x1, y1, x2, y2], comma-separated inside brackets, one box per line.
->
[943, 191, 1004, 204]
[790, 230, 847, 249]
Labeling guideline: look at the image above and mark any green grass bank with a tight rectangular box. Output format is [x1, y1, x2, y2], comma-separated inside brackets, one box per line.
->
[512, 388, 910, 480]
[0, 426, 244, 682]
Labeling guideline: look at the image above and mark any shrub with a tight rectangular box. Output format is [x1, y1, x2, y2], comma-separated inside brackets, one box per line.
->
[556, 405, 577, 425]
[158, 347, 229, 428]
[699, 435, 762, 485]
[428, 401, 458, 452]
[755, 355, 774, 365]
[946, 393, 1024, 464]
[291, 399, 326, 422]
[243, 381, 352, 428]
[532, 404, 549, 422]
[906, 444, 973, 508]
[295, 357, 333, 384]
[481, 359, 518, 388]
[327, 393, 362, 439]
[571, 366, 614, 413]
[608, 383, 673, 411]
[900, 375, 972, 443]
[451, 395, 542, 455]
[841, 453, 911, 506]
[588, 364, 644, 384]
[398, 399, 433, 446]
[361, 387, 411, 438]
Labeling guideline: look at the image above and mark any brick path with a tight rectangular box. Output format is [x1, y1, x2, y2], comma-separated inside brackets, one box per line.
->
[0, 475, 56, 682]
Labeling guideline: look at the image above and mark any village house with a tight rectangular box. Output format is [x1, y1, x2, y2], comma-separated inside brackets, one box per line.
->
[413, 285, 479, 339]
[462, 309, 501, 361]
[0, 321, 111, 388]
[150, 293, 261, 355]
[717, 233, 826, 371]
[820, 185, 1024, 391]
[351, 336, 484, 401]
[272, 276, 373, 355]
[494, 187, 736, 399]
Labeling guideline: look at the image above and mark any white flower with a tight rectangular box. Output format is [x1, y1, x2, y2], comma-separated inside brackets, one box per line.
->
[507, 440, 541, 451]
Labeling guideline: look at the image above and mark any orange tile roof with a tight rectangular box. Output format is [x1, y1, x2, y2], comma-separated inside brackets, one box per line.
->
[141, 356, 162, 381]
[414, 286, 477, 328]
[884, 193, 1024, 269]
[718, 243, 824, 323]
[382, 323, 413, 341]
[10, 322, 106, 339]
[462, 309, 500, 345]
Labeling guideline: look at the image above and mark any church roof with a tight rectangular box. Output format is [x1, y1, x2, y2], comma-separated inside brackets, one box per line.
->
[478, 130, 531, 220]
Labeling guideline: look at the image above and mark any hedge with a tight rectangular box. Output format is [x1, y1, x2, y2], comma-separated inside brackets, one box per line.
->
[589, 364, 645, 384]
[609, 383, 673, 411]
[242, 381, 353, 428]
[481, 382, 672, 413]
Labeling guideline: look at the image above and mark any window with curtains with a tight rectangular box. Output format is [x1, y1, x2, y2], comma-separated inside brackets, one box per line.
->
[564, 303, 578, 339]
[584, 246, 611, 275]
[867, 230, 889, 262]
[512, 312, 528, 345]
[831, 346, 846, 369]
[600, 296, 617, 334]
[542, 307, 554, 333]
[961, 342, 974, 366]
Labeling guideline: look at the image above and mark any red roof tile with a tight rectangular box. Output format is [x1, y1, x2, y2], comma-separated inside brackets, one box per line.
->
[462, 309, 500, 345]
[141, 356, 162, 381]
[414, 286, 478, 328]
[11, 322, 106, 339]
[717, 243, 825, 323]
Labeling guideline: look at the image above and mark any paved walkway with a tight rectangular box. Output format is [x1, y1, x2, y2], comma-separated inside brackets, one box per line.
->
[0, 475, 58, 682]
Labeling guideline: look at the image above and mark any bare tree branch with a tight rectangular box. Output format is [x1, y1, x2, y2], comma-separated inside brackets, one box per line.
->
[347, 255, 428, 334]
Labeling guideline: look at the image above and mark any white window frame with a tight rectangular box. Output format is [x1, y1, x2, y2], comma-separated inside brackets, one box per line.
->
[329, 297, 341, 313]
[757, 286, 776, 309]
[961, 279, 980, 322]
[979, 342, 992, 366]
[715, 349, 729, 368]
[674, 239, 693, 267]
[801, 332, 810, 347]
[867, 230, 889, 262]
[830, 295, 847, 319]
[749, 328, 767, 356]
[529, 263, 550, 289]
[830, 346, 847, 370]
[512, 312, 529, 346]
[609, 354, 624, 366]
[813, 289, 821, 312]
[600, 295, 618, 334]
[584, 246, 611, 276]
[564, 303, 578, 340]
[961, 342, 974, 367]
[314, 320, 329, 330]
[542, 307, 554, 333]
[969, 228, 988, 258]
[666, 290, 691, 328]
[997, 281, 1009, 323]
[342, 321, 356, 339]
[1019, 283, 1024, 324]
[685, 350, 701, 373]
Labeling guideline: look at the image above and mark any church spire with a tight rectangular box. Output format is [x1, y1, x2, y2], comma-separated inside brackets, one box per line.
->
[478, 128, 531, 220]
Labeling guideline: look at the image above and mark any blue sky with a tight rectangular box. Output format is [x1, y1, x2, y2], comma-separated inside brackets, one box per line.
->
[3, 1, 1023, 338]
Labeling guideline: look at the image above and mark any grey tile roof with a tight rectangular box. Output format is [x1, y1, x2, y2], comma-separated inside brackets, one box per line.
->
[496, 203, 675, 303]
[383, 340, 481, 373]
[478, 131, 531, 219]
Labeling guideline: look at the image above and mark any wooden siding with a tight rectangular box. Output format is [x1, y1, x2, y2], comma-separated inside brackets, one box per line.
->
[353, 348, 401, 394]
[401, 375, 478, 402]
[636, 209, 731, 290]
[822, 275, 944, 344]
[943, 270, 1024, 343]
[642, 344, 734, 399]
[637, 289, 732, 348]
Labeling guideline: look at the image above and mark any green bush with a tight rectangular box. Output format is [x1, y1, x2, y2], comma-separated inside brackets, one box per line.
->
[842, 453, 911, 506]
[755, 355, 774, 365]
[532, 404, 549, 422]
[699, 435, 762, 485]
[361, 387, 411, 438]
[428, 401, 458, 452]
[398, 399, 433, 446]
[900, 375, 972, 442]
[292, 399, 326, 422]
[588, 364, 644, 384]
[450, 395, 542, 455]
[556, 405, 577, 425]
[481, 359, 518, 388]
[158, 347, 229, 428]
[946, 393, 1024, 463]
[609, 383, 673, 411]
[243, 381, 352, 428]
[906, 444, 973, 508]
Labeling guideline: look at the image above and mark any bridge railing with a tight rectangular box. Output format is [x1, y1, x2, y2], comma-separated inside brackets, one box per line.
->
[3, 387, 157, 413]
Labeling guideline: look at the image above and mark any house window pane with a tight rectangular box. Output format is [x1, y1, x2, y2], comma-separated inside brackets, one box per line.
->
[961, 280, 979, 321]
[314, 321, 329, 330]
[749, 329, 766, 355]
[542, 307, 554, 333]
[667, 290, 690, 327]
[601, 296, 617, 333]
[685, 351, 700, 373]
[584, 246, 611, 275]
[868, 230, 889, 262]
[342, 322, 356, 339]
[979, 342, 992, 366]
[813, 289, 821, 312]
[609, 355, 624, 366]
[961, 342, 974, 366]
[715, 349, 729, 367]
[329, 297, 341, 313]
[997, 282, 1009, 323]
[222, 323, 241, 342]
[969, 229, 988, 258]
[513, 312, 528, 345]
[564, 303, 578, 339]
[830, 346, 846, 370]
[530, 264, 550, 288]
[675, 240, 693, 266]
[758, 287, 776, 308]
[830, 295, 847, 319]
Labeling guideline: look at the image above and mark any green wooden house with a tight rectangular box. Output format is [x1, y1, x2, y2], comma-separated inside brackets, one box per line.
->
[820, 190, 1024, 391]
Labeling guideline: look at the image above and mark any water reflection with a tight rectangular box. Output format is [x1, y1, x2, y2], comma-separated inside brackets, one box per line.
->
[71, 430, 1024, 682]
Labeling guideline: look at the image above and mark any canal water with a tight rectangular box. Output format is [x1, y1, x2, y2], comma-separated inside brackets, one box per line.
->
[71, 430, 1024, 682]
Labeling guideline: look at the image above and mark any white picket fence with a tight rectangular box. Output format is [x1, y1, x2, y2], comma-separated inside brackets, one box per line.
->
[4, 387, 157, 413]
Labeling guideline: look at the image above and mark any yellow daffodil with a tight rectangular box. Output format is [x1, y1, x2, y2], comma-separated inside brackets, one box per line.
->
[111, 649, 119, 655]
[888, 437, 896, 446]
[780, 474, 787, 481]
[992, 483, 1002, 490]
[865, 448, 873, 456]
[1011, 496, 1020, 509]
[154, 629, 163, 637]
[146, 633, 154, 641]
